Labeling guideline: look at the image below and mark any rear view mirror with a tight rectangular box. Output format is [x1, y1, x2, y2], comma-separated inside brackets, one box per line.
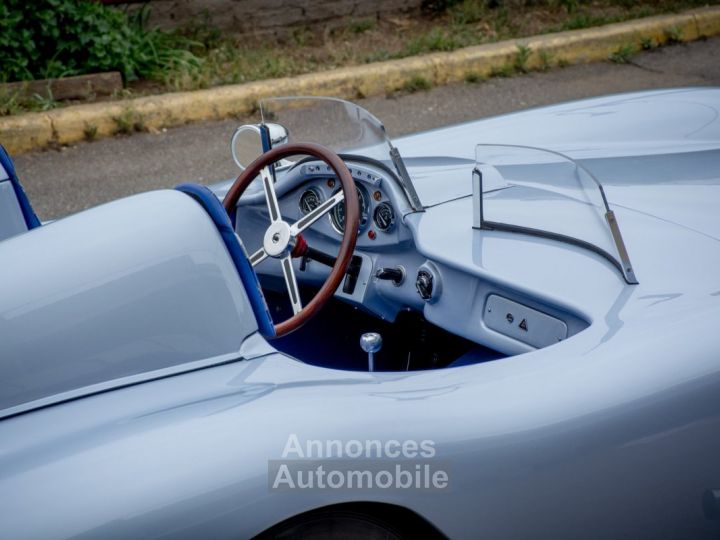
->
[231, 125, 263, 171]
[231, 123, 289, 171]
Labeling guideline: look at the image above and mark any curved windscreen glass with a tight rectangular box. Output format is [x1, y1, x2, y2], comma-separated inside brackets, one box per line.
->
[474, 144, 637, 283]
[260, 96, 392, 161]
[259, 96, 423, 210]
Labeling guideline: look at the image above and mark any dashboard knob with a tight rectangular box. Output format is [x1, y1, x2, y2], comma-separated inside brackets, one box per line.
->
[375, 266, 405, 285]
[416, 270, 434, 300]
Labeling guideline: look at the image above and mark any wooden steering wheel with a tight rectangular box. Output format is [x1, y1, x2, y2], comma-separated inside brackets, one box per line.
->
[223, 142, 359, 338]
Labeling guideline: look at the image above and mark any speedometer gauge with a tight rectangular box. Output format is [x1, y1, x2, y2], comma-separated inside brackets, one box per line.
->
[330, 187, 368, 233]
[373, 202, 395, 231]
[299, 188, 322, 215]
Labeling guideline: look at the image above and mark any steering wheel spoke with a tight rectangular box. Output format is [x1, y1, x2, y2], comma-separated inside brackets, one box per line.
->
[261, 166, 282, 223]
[289, 190, 344, 237]
[249, 247, 268, 267]
[281, 256, 303, 315]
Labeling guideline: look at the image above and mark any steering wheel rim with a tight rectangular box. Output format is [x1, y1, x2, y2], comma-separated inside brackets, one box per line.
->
[224, 142, 359, 338]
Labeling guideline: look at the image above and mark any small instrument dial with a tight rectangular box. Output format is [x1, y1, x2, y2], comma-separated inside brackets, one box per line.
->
[373, 202, 395, 231]
[299, 188, 323, 215]
[330, 187, 368, 233]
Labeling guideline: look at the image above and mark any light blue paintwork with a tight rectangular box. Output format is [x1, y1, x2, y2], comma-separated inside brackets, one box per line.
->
[0, 180, 27, 241]
[1, 88, 719, 539]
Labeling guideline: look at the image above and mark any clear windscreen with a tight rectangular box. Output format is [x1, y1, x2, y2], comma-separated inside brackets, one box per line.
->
[260, 97, 392, 161]
[475, 144, 636, 283]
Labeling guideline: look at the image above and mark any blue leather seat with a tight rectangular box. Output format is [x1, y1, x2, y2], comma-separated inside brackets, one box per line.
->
[175, 183, 275, 338]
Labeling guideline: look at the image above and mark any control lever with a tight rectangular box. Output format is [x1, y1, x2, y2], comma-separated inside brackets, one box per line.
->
[360, 332, 382, 372]
[293, 239, 363, 295]
[375, 266, 405, 286]
[299, 246, 338, 269]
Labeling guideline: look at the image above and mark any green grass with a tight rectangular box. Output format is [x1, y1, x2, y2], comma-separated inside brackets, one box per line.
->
[83, 122, 98, 141]
[464, 71, 485, 83]
[2, 0, 719, 116]
[609, 43, 636, 63]
[146, 0, 715, 97]
[348, 18, 376, 34]
[0, 86, 60, 116]
[113, 108, 146, 134]
[449, 0, 485, 25]
[665, 26, 684, 43]
[538, 49, 555, 71]
[514, 44, 532, 73]
[640, 36, 655, 50]
[489, 63, 514, 78]
[404, 27, 473, 55]
[397, 75, 433, 94]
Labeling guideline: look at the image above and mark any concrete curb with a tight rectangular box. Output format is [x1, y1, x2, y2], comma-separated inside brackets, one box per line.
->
[2, 6, 719, 155]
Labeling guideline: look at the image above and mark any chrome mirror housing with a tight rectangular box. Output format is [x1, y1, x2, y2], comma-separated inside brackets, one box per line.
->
[231, 123, 289, 171]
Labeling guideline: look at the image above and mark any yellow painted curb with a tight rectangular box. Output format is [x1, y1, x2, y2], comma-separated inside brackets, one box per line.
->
[2, 6, 719, 154]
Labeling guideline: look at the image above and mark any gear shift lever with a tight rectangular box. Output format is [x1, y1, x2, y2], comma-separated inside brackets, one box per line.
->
[360, 333, 382, 372]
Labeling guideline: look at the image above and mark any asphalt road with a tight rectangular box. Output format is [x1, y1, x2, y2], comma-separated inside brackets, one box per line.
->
[12, 36, 720, 221]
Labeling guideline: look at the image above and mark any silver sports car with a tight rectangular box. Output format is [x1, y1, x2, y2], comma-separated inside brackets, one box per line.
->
[1, 88, 719, 539]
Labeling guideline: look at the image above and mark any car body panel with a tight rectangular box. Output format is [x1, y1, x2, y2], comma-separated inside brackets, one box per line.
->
[1, 88, 720, 539]
[0, 191, 259, 414]
[399, 88, 720, 238]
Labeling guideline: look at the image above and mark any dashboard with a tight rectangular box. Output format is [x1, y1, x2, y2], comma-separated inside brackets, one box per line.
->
[279, 160, 413, 249]
[233, 157, 591, 356]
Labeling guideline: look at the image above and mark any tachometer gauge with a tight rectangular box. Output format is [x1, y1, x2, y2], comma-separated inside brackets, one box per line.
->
[330, 186, 368, 233]
[373, 202, 395, 232]
[299, 188, 323, 215]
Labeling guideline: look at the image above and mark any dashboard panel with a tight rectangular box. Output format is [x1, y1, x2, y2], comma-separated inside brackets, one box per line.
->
[277, 160, 414, 250]
[233, 157, 590, 356]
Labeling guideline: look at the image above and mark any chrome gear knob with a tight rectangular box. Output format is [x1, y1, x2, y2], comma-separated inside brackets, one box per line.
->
[360, 332, 382, 353]
[360, 333, 382, 372]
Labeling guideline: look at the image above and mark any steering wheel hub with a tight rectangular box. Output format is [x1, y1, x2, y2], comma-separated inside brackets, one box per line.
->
[263, 221, 292, 258]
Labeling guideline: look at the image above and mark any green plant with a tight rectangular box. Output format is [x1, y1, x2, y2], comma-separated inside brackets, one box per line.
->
[348, 18, 375, 34]
[556, 0, 580, 13]
[640, 36, 655, 49]
[364, 49, 393, 63]
[292, 26, 315, 47]
[0, 0, 202, 84]
[665, 26, 683, 43]
[514, 44, 532, 73]
[538, 49, 555, 70]
[30, 91, 58, 111]
[404, 27, 469, 55]
[0, 88, 22, 116]
[83, 122, 98, 141]
[609, 43, 636, 63]
[464, 71, 485, 83]
[450, 0, 485, 25]
[490, 63, 514, 77]
[114, 108, 146, 135]
[400, 75, 432, 93]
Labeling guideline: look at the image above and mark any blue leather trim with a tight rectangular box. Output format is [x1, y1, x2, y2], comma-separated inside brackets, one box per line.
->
[175, 183, 275, 338]
[0, 144, 41, 229]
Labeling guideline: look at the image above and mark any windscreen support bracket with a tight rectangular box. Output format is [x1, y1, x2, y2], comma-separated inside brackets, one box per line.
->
[605, 210, 638, 284]
[390, 145, 423, 212]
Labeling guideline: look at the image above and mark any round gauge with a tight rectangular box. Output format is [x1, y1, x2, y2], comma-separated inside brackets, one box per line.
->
[373, 202, 395, 232]
[330, 187, 368, 233]
[299, 188, 323, 215]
